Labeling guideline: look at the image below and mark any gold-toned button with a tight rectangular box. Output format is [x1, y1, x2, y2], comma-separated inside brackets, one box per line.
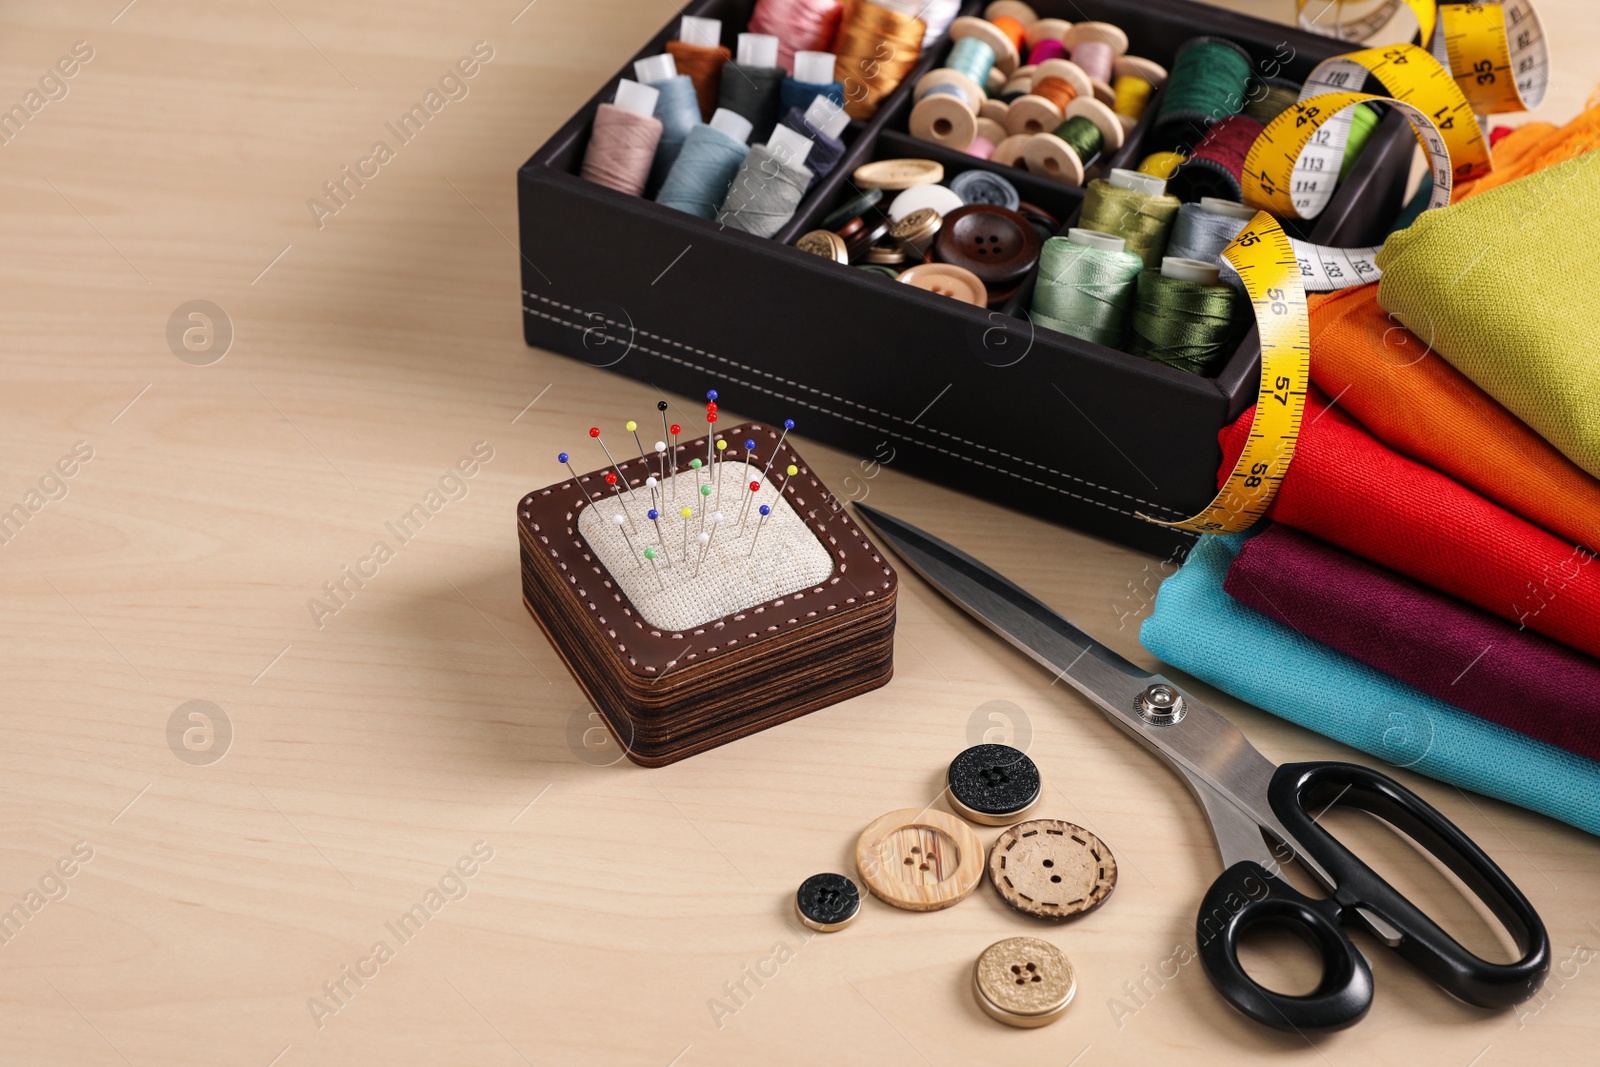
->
[988, 819, 1118, 920]
[795, 229, 849, 263]
[853, 158, 944, 190]
[855, 808, 984, 912]
[973, 936, 1075, 1027]
[864, 240, 907, 266]
[889, 207, 942, 258]
[898, 263, 989, 307]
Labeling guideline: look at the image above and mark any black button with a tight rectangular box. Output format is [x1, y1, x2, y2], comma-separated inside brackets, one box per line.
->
[948, 743, 1042, 825]
[795, 872, 861, 931]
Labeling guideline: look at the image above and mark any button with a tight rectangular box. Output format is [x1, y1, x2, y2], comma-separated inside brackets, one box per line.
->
[855, 807, 984, 911]
[898, 263, 988, 307]
[946, 743, 1041, 825]
[844, 217, 892, 262]
[863, 240, 907, 266]
[795, 872, 861, 932]
[795, 230, 849, 263]
[853, 158, 944, 190]
[972, 936, 1075, 1027]
[889, 207, 942, 259]
[821, 187, 884, 230]
[888, 183, 966, 221]
[949, 169, 1021, 211]
[1015, 200, 1061, 241]
[858, 264, 901, 279]
[988, 819, 1118, 920]
[934, 205, 1042, 288]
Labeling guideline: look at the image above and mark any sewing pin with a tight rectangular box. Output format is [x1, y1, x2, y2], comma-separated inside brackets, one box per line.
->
[627, 420, 649, 463]
[695, 512, 723, 577]
[740, 438, 755, 492]
[758, 419, 795, 483]
[715, 438, 728, 507]
[740, 479, 760, 531]
[658, 400, 672, 456]
[689, 456, 703, 490]
[748, 504, 772, 556]
[647, 507, 668, 556]
[591, 427, 638, 505]
[613, 513, 642, 567]
[558, 452, 595, 509]
[645, 475, 660, 514]
[680, 505, 693, 563]
[669, 423, 682, 496]
[644, 547, 666, 590]
[698, 482, 712, 534]
[655, 440, 668, 486]
[604, 472, 639, 532]
[778, 463, 799, 496]
[705, 390, 718, 473]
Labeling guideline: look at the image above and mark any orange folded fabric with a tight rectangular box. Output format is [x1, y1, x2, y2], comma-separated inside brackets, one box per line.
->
[1307, 286, 1600, 549]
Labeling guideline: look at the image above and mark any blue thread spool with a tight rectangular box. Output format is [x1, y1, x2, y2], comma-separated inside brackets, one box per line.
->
[656, 108, 753, 218]
[909, 36, 994, 150]
[635, 54, 702, 193]
[779, 49, 845, 117]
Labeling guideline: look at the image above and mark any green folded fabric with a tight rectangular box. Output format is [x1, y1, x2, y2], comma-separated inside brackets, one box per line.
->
[1376, 150, 1600, 480]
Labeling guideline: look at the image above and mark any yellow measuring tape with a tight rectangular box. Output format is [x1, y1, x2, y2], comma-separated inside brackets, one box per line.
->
[1295, 0, 1436, 44]
[1433, 0, 1549, 114]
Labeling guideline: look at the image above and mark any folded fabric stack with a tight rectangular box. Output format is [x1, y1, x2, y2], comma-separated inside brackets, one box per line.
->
[1141, 108, 1600, 836]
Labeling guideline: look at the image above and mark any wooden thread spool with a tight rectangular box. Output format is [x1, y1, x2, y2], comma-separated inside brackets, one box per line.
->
[983, 1, 1038, 27]
[979, 96, 1010, 124]
[991, 132, 1032, 168]
[1024, 17, 1071, 49]
[1004, 65, 1091, 136]
[1066, 22, 1128, 105]
[949, 15, 1020, 76]
[910, 68, 986, 150]
[1022, 96, 1124, 186]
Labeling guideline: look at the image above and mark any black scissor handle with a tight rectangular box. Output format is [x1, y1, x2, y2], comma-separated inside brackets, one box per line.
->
[1197, 859, 1374, 1031]
[1269, 761, 1550, 1010]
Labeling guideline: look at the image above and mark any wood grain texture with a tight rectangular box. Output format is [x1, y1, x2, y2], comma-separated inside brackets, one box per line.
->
[0, 0, 1597, 1063]
[856, 808, 986, 911]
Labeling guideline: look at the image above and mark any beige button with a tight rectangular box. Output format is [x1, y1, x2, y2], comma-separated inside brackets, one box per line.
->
[973, 936, 1075, 1027]
[898, 263, 989, 307]
[855, 808, 984, 911]
[852, 158, 944, 190]
[988, 819, 1118, 920]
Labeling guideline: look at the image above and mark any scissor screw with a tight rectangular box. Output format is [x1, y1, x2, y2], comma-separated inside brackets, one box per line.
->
[1137, 684, 1185, 725]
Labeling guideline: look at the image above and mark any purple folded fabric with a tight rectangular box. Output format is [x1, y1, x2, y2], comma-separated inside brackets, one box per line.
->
[1224, 524, 1600, 763]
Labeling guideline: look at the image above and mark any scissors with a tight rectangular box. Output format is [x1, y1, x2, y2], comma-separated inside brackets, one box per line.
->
[854, 504, 1549, 1032]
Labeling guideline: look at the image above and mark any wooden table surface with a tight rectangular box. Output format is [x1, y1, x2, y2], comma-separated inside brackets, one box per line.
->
[3, 1, 1596, 1064]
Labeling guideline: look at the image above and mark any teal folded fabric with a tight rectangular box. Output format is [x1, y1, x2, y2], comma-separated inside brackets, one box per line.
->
[1140, 533, 1600, 836]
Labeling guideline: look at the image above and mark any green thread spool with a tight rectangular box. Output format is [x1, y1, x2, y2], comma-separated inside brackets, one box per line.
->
[1340, 103, 1380, 180]
[1126, 257, 1242, 376]
[1154, 37, 1252, 148]
[1242, 77, 1302, 127]
[1078, 168, 1182, 269]
[1031, 228, 1145, 348]
[1053, 115, 1105, 164]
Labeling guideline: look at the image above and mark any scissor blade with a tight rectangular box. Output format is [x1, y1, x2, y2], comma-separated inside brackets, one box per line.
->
[854, 503, 1153, 716]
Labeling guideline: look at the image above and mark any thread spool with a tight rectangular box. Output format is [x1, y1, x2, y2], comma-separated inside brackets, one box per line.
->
[1078, 168, 1181, 268]
[1003, 59, 1091, 136]
[635, 55, 702, 192]
[1031, 227, 1144, 348]
[656, 108, 753, 218]
[719, 33, 787, 145]
[980, 97, 1010, 124]
[948, 15, 1021, 77]
[1340, 102, 1379, 180]
[1023, 17, 1069, 48]
[1126, 256, 1241, 375]
[1242, 76, 1301, 127]
[1112, 75, 1152, 127]
[1027, 38, 1067, 65]
[834, 0, 925, 120]
[716, 125, 814, 237]
[1022, 96, 1123, 186]
[1166, 113, 1264, 203]
[580, 80, 663, 197]
[1065, 23, 1126, 104]
[966, 135, 997, 160]
[779, 95, 851, 186]
[1165, 197, 1254, 264]
[747, 0, 844, 73]
[991, 133, 1031, 167]
[1138, 151, 1185, 179]
[1154, 37, 1251, 148]
[909, 36, 995, 150]
[667, 16, 732, 121]
[780, 50, 845, 116]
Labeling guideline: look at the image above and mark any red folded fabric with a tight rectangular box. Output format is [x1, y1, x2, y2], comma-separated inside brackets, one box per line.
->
[1225, 524, 1600, 762]
[1221, 391, 1600, 659]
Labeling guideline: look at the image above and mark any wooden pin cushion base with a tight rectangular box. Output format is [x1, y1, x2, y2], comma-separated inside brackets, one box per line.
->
[517, 423, 898, 767]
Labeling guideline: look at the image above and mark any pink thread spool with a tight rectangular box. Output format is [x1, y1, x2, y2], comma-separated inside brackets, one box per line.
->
[748, 0, 844, 73]
[965, 135, 996, 160]
[581, 80, 663, 196]
[1027, 38, 1066, 65]
[1065, 23, 1127, 104]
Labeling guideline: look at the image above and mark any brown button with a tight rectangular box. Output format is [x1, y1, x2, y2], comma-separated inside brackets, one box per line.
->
[934, 204, 1041, 288]
[972, 936, 1076, 1027]
[855, 807, 984, 911]
[845, 217, 891, 262]
[898, 263, 988, 307]
[987, 819, 1118, 920]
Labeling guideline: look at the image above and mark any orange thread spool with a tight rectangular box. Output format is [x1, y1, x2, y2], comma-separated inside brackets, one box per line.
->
[834, 1, 926, 120]
[665, 40, 732, 121]
[1031, 76, 1077, 110]
[989, 15, 1028, 53]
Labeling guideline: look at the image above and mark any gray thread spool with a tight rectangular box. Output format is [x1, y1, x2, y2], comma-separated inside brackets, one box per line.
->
[1165, 198, 1256, 290]
[715, 125, 815, 237]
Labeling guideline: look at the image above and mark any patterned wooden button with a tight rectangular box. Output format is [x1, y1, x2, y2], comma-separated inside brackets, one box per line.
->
[795, 872, 861, 932]
[972, 936, 1075, 1027]
[947, 743, 1042, 825]
[987, 819, 1117, 920]
[856, 808, 984, 911]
